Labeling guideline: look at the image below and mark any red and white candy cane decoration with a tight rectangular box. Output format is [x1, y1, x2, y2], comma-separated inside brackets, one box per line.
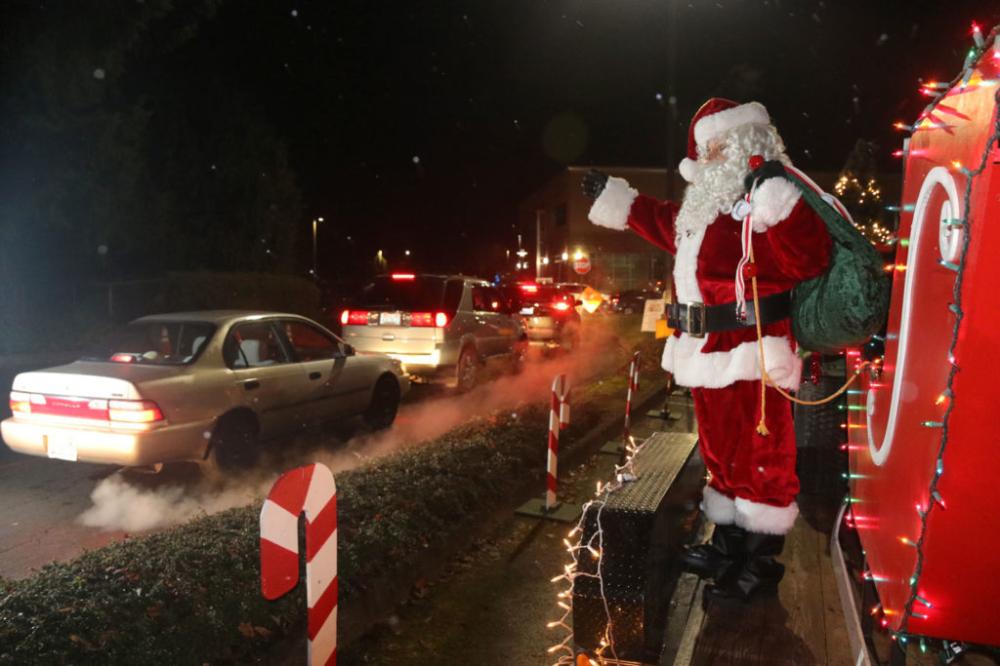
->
[623, 351, 641, 446]
[547, 374, 571, 510]
[260, 463, 338, 666]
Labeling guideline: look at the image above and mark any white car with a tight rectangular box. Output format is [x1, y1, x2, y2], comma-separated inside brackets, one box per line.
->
[2, 311, 408, 471]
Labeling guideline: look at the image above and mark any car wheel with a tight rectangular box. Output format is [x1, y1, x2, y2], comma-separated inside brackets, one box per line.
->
[203, 413, 259, 473]
[455, 347, 479, 392]
[364, 375, 400, 430]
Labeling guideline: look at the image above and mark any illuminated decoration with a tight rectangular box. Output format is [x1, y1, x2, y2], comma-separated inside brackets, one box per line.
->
[833, 140, 895, 247]
[546, 433, 650, 664]
[846, 21, 1000, 652]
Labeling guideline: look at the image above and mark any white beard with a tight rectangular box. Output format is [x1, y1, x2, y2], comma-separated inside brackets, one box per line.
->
[673, 153, 748, 243]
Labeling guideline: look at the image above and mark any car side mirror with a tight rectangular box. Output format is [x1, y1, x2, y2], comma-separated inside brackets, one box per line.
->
[343, 344, 355, 357]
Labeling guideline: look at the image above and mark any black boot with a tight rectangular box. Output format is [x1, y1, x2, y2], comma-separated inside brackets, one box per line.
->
[705, 532, 786, 602]
[677, 524, 746, 580]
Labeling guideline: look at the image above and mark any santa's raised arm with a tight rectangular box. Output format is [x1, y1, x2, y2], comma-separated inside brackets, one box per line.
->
[581, 98, 832, 602]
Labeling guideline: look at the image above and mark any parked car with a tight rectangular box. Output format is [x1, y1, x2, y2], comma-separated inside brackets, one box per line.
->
[502, 282, 582, 351]
[2, 311, 408, 471]
[611, 289, 662, 314]
[340, 273, 526, 391]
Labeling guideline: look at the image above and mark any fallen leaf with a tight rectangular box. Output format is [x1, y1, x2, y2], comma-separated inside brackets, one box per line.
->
[238, 622, 255, 638]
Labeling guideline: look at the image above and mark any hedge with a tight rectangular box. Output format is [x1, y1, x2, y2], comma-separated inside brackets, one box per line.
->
[0, 332, 660, 664]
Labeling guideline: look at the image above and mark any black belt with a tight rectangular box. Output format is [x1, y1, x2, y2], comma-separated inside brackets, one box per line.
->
[667, 291, 792, 337]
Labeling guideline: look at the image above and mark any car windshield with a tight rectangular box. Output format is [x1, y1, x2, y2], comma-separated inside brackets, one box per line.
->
[80, 321, 216, 366]
[359, 276, 448, 310]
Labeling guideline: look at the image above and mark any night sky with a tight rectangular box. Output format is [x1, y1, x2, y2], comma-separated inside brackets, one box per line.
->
[3, 0, 999, 279]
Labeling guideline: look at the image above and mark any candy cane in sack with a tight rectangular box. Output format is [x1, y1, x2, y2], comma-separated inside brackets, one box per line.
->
[260, 463, 338, 666]
[547, 374, 570, 510]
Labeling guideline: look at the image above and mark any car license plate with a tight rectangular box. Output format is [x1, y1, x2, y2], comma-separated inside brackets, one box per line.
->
[520, 307, 534, 315]
[379, 312, 401, 326]
[46, 434, 78, 462]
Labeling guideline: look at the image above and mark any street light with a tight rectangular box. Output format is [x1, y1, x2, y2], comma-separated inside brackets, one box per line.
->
[311, 217, 325, 277]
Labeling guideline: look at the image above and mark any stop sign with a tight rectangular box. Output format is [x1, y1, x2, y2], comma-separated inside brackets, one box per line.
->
[573, 256, 591, 275]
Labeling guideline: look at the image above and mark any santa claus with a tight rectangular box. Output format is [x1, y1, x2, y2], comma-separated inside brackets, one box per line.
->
[583, 98, 832, 601]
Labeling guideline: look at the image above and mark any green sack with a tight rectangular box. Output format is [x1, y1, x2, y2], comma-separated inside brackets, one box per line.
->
[782, 172, 891, 353]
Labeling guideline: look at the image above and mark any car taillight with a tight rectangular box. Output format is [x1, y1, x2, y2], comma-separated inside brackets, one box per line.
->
[519, 283, 539, 294]
[342, 310, 371, 326]
[9, 391, 31, 414]
[410, 312, 434, 327]
[111, 353, 135, 363]
[391, 273, 415, 280]
[410, 312, 449, 328]
[108, 399, 164, 424]
[553, 301, 571, 312]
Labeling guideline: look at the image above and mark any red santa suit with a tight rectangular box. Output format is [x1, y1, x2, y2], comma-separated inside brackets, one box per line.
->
[589, 100, 831, 535]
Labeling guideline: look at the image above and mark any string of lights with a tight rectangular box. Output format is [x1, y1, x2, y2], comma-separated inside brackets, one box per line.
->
[894, 87, 1000, 648]
[547, 434, 649, 666]
[863, 22, 1000, 655]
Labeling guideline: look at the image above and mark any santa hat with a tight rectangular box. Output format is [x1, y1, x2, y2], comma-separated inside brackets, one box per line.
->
[678, 98, 771, 183]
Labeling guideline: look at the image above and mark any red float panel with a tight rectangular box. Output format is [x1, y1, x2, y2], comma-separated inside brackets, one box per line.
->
[848, 46, 1000, 646]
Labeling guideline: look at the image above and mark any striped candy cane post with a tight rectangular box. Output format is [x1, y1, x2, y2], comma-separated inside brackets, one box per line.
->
[260, 463, 338, 666]
[546, 374, 570, 510]
[623, 351, 641, 449]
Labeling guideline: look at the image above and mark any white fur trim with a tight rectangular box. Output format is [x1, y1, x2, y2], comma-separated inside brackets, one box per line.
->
[661, 333, 802, 391]
[678, 157, 699, 183]
[694, 102, 770, 148]
[701, 486, 737, 525]
[735, 497, 799, 535]
[588, 176, 638, 231]
[673, 227, 705, 303]
[750, 177, 800, 232]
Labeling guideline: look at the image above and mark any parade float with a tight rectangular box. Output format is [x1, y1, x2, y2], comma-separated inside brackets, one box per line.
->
[841, 21, 1000, 663]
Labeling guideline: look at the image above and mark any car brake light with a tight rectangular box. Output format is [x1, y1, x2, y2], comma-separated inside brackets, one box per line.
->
[111, 353, 135, 363]
[9, 391, 31, 414]
[553, 301, 571, 312]
[108, 399, 164, 424]
[343, 310, 371, 326]
[519, 283, 539, 294]
[410, 312, 450, 328]
[410, 312, 434, 327]
[391, 273, 416, 281]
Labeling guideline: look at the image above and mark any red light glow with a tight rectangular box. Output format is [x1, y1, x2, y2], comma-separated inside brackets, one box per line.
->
[111, 353, 135, 363]
[391, 273, 416, 281]
[345, 310, 371, 326]
[553, 301, 571, 312]
[519, 283, 539, 294]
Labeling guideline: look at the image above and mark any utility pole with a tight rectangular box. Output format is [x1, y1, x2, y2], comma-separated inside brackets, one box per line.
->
[535, 209, 543, 279]
[311, 216, 324, 277]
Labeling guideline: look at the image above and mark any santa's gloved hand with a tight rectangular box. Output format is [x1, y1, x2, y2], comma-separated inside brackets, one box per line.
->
[582, 169, 609, 199]
[743, 159, 787, 192]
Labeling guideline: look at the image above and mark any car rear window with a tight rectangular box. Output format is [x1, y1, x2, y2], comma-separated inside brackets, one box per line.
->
[81, 321, 216, 365]
[519, 286, 572, 305]
[359, 276, 448, 310]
